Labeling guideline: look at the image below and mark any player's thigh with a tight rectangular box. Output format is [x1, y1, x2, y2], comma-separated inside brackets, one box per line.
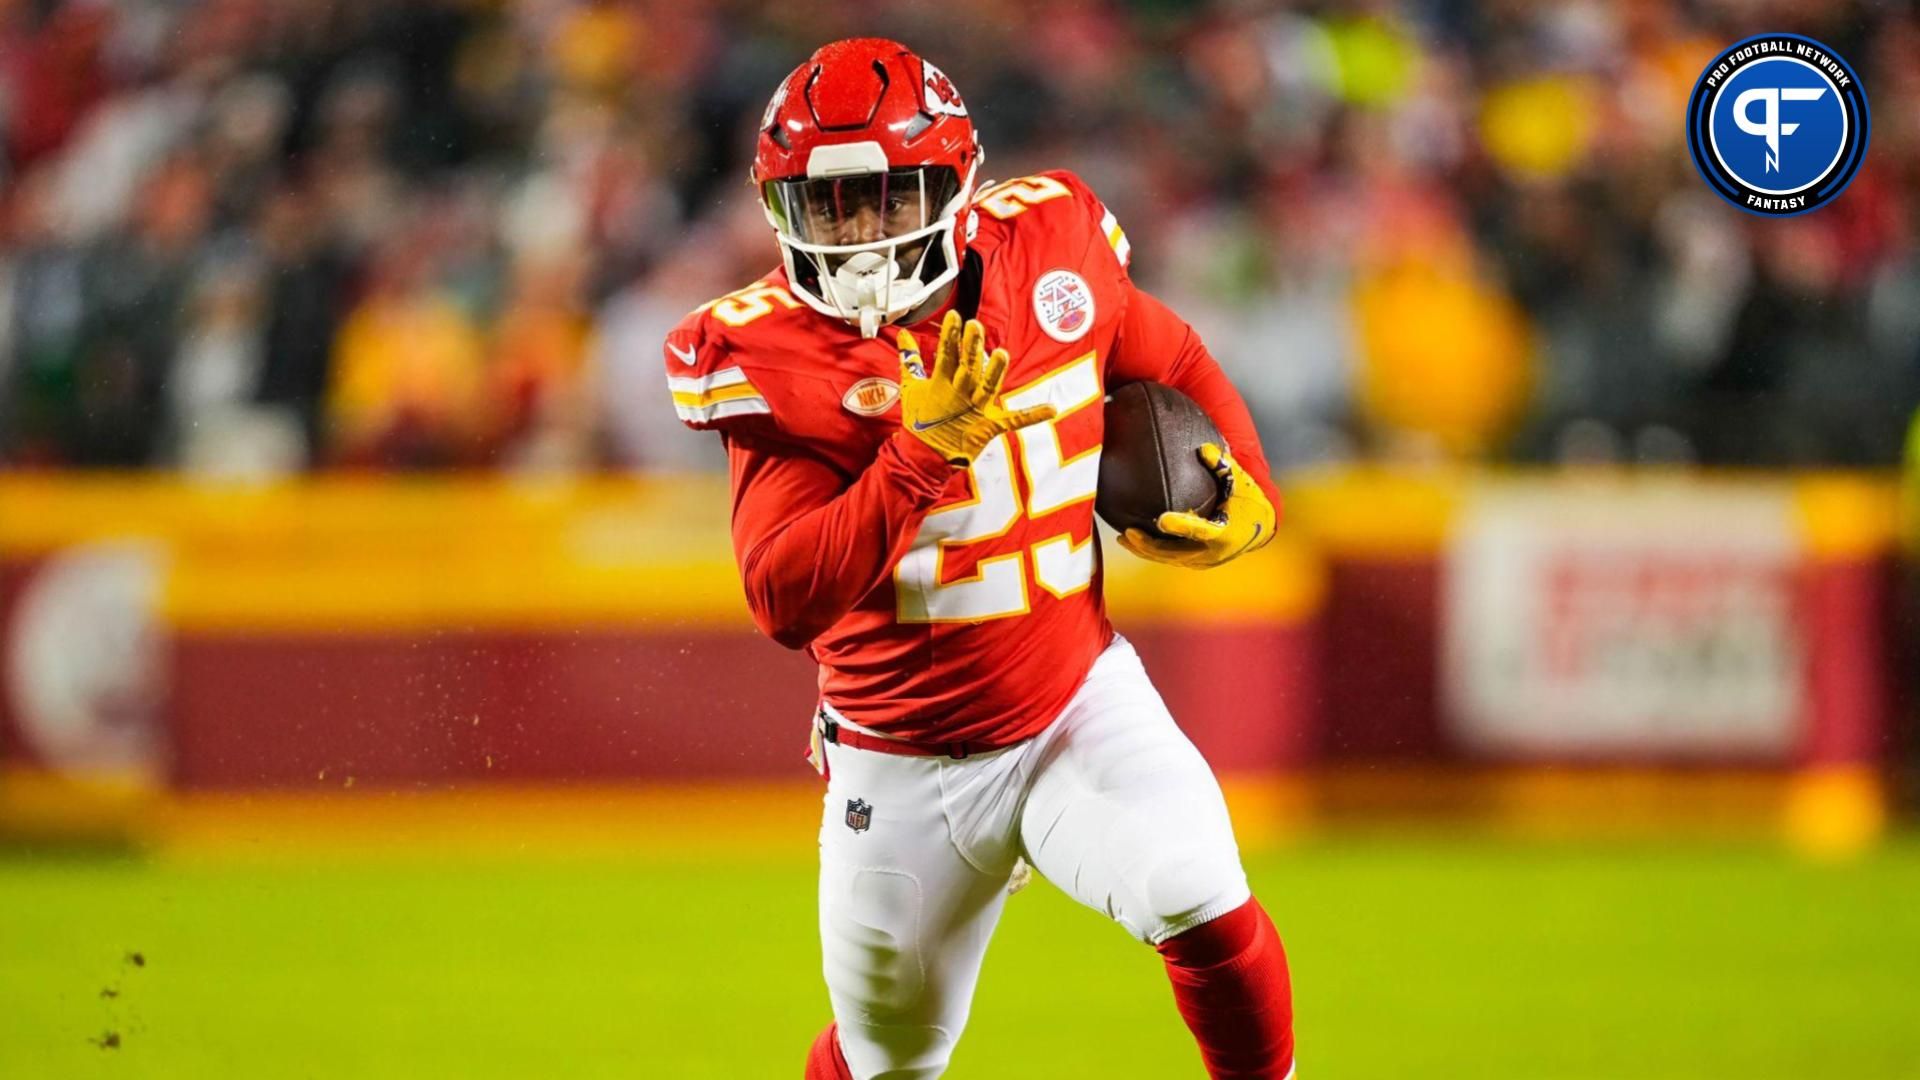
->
[819, 744, 1011, 1077]
[1018, 639, 1250, 944]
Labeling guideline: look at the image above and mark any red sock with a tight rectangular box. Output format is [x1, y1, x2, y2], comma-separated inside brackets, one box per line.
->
[1155, 897, 1296, 1079]
[804, 1022, 854, 1080]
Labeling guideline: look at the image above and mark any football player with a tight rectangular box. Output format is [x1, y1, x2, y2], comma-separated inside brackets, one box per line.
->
[664, 38, 1294, 1079]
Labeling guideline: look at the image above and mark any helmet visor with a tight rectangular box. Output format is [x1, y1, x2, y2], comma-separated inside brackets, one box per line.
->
[765, 166, 962, 248]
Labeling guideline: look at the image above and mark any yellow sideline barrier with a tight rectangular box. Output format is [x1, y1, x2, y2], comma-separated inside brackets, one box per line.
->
[6, 469, 1893, 610]
[6, 767, 1863, 861]
[0, 473, 1322, 630]
[1280, 465, 1903, 559]
[137, 777, 1311, 862]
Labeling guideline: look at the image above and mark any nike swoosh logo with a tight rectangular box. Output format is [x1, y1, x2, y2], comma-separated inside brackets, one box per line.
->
[668, 342, 697, 365]
[910, 409, 972, 431]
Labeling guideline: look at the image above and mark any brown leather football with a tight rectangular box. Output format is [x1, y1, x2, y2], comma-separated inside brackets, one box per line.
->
[1096, 382, 1223, 535]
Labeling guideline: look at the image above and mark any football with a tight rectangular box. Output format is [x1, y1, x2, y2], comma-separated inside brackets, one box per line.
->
[1095, 382, 1224, 535]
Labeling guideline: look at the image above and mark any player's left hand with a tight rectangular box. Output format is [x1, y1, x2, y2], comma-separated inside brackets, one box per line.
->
[1116, 443, 1275, 569]
[897, 311, 1056, 466]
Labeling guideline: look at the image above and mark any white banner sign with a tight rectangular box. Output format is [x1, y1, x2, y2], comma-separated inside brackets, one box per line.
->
[1443, 481, 1803, 758]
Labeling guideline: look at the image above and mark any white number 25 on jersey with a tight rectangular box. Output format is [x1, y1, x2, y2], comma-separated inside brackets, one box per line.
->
[895, 354, 1102, 622]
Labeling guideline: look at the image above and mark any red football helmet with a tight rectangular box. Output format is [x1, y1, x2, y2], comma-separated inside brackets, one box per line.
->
[752, 39, 982, 338]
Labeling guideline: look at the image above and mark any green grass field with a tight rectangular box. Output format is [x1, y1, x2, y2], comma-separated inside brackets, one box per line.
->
[5, 835, 1920, 1078]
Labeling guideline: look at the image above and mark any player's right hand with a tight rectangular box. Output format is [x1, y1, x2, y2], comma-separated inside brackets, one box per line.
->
[1117, 443, 1276, 569]
[896, 310, 1055, 466]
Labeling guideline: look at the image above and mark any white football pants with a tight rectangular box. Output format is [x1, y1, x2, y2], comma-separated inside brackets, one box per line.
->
[816, 636, 1252, 1080]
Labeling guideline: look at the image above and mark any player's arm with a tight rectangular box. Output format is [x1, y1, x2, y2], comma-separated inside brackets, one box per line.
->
[727, 430, 955, 650]
[1108, 285, 1280, 566]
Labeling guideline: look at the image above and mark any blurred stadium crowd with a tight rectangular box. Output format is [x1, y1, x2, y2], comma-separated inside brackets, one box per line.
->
[0, 0, 1915, 474]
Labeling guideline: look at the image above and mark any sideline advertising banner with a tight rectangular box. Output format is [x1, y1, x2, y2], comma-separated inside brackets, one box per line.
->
[1444, 482, 1804, 759]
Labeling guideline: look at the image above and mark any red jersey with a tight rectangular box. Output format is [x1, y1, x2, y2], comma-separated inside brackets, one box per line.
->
[664, 171, 1278, 749]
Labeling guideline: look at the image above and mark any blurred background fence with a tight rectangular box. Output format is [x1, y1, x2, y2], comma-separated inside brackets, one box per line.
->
[0, 467, 1906, 857]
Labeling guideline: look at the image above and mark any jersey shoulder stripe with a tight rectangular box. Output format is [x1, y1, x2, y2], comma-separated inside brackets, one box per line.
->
[668, 365, 770, 425]
[1097, 205, 1131, 268]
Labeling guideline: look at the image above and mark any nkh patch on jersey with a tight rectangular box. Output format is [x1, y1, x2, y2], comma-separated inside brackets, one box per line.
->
[1033, 269, 1095, 343]
[843, 377, 900, 416]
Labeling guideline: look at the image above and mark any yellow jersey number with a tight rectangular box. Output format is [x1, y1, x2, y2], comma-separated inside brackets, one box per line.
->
[700, 282, 802, 328]
[974, 175, 1074, 221]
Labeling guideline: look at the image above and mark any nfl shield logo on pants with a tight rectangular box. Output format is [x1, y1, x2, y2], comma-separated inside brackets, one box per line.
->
[845, 798, 873, 833]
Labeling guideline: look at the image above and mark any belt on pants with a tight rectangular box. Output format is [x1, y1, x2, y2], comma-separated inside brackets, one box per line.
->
[815, 709, 995, 760]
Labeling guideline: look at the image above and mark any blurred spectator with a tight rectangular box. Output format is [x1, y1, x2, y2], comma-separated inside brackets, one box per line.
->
[253, 186, 348, 468]
[0, 0, 1915, 472]
[1353, 237, 1533, 460]
[487, 251, 593, 471]
[326, 227, 485, 468]
[591, 196, 765, 471]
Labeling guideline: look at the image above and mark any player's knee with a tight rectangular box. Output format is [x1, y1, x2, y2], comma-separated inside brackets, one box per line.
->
[825, 933, 919, 1018]
[838, 1022, 957, 1080]
[1134, 847, 1250, 944]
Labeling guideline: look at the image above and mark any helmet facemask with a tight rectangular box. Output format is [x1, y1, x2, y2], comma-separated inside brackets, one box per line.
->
[763, 162, 974, 338]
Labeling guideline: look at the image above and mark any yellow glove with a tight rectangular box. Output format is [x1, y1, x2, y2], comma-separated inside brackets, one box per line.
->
[897, 311, 1056, 466]
[1116, 443, 1276, 569]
